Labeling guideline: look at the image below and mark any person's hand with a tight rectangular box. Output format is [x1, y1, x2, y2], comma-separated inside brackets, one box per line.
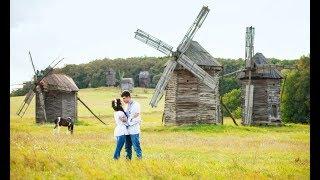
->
[120, 116, 127, 122]
[133, 113, 139, 118]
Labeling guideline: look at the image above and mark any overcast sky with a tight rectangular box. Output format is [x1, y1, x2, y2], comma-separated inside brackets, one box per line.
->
[10, 0, 309, 91]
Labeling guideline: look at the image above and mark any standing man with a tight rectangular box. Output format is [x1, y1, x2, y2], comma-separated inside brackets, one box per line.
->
[121, 90, 142, 160]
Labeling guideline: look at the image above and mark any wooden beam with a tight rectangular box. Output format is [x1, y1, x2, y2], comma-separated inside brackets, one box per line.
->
[77, 96, 107, 125]
[220, 100, 238, 126]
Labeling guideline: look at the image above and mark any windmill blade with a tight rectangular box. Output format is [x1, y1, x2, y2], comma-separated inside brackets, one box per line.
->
[280, 76, 287, 103]
[221, 68, 245, 77]
[10, 83, 26, 86]
[177, 6, 210, 53]
[16, 88, 35, 117]
[177, 54, 217, 90]
[134, 29, 174, 56]
[150, 60, 177, 107]
[28, 51, 38, 77]
[77, 96, 107, 125]
[34, 58, 65, 85]
[245, 27, 255, 68]
[243, 84, 254, 125]
[17, 59, 62, 118]
[48, 55, 61, 68]
[36, 86, 47, 122]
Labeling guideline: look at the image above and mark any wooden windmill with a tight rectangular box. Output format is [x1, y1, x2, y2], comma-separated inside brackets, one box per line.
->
[105, 68, 116, 87]
[134, 6, 223, 125]
[16, 51, 107, 125]
[138, 71, 150, 88]
[222, 27, 288, 126]
[16, 51, 64, 122]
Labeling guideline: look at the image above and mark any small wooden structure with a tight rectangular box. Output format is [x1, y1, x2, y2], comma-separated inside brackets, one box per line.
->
[106, 68, 116, 86]
[120, 78, 134, 92]
[36, 73, 79, 123]
[164, 41, 223, 125]
[238, 53, 283, 125]
[138, 71, 150, 87]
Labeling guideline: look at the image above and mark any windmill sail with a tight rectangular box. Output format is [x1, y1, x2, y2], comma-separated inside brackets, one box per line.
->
[16, 88, 35, 117]
[178, 6, 210, 53]
[245, 27, 255, 68]
[134, 29, 173, 56]
[243, 26, 255, 125]
[244, 84, 254, 125]
[150, 60, 177, 107]
[16, 56, 65, 118]
[177, 54, 217, 91]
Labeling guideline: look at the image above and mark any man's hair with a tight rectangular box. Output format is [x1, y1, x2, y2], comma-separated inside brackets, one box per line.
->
[121, 90, 131, 97]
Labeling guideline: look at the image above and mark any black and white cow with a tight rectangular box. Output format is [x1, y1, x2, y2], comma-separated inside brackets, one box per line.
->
[53, 117, 74, 134]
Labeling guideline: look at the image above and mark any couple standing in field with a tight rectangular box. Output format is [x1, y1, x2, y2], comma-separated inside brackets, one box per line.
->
[111, 91, 142, 160]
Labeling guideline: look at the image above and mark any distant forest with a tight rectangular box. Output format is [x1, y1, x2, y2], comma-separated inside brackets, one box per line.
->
[11, 55, 309, 123]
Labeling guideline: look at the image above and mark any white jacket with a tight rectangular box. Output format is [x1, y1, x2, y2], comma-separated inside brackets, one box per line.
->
[125, 100, 142, 135]
[113, 111, 129, 137]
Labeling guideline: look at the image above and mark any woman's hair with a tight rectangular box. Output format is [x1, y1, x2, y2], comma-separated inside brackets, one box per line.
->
[111, 99, 128, 118]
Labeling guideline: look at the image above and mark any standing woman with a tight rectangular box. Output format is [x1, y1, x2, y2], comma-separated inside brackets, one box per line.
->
[112, 98, 128, 160]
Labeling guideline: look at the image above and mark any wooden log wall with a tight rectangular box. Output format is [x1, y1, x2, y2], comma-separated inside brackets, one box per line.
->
[240, 79, 282, 125]
[36, 90, 77, 123]
[106, 73, 116, 86]
[61, 92, 77, 121]
[197, 70, 221, 124]
[121, 83, 134, 92]
[164, 68, 221, 125]
[139, 77, 150, 87]
[164, 71, 177, 125]
[266, 80, 282, 123]
[176, 69, 199, 124]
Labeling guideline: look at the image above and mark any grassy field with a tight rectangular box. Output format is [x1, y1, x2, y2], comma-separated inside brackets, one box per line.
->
[10, 87, 310, 179]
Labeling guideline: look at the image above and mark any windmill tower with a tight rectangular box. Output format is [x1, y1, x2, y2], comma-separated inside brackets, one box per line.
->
[17, 52, 107, 125]
[106, 68, 116, 87]
[138, 71, 150, 88]
[222, 27, 284, 125]
[134, 6, 223, 125]
[120, 78, 134, 93]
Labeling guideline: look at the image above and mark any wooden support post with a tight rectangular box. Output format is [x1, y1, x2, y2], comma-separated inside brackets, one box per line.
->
[220, 100, 239, 126]
[77, 96, 107, 125]
[220, 96, 224, 125]
[280, 76, 286, 103]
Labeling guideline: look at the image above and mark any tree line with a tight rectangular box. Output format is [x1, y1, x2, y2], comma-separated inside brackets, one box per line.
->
[11, 55, 309, 123]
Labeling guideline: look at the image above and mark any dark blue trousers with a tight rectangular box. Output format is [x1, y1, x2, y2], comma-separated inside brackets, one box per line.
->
[113, 135, 126, 159]
[125, 134, 142, 159]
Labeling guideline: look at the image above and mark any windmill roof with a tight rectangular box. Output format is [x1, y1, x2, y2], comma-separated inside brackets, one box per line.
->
[184, 41, 222, 67]
[139, 71, 150, 78]
[238, 53, 283, 79]
[106, 70, 115, 75]
[121, 78, 134, 84]
[40, 73, 79, 92]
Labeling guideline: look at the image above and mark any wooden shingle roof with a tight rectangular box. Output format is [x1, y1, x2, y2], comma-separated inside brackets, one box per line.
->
[121, 78, 134, 84]
[40, 73, 79, 92]
[139, 71, 150, 78]
[238, 53, 283, 79]
[184, 41, 222, 67]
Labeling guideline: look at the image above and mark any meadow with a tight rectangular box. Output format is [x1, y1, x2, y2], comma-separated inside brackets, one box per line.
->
[10, 87, 310, 179]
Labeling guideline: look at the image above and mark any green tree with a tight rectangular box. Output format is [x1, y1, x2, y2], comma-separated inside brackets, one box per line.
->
[221, 88, 242, 118]
[281, 55, 310, 123]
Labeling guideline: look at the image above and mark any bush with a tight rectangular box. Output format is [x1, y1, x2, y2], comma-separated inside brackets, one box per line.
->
[222, 88, 242, 118]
